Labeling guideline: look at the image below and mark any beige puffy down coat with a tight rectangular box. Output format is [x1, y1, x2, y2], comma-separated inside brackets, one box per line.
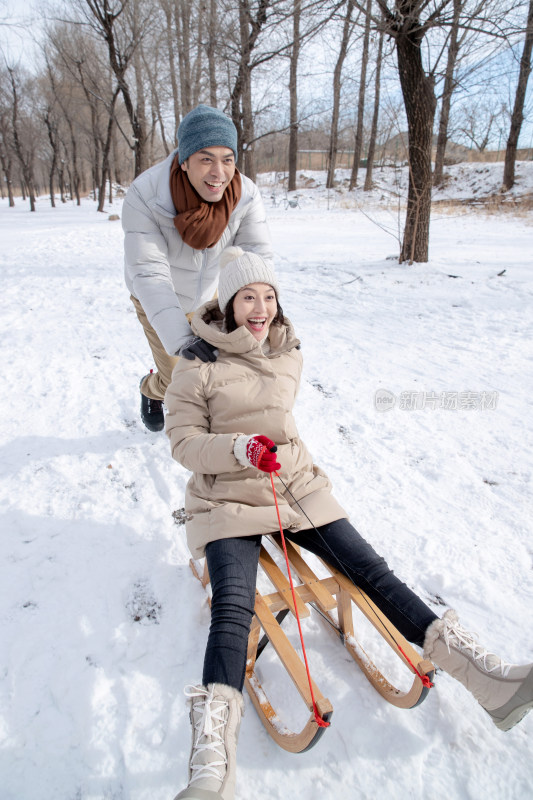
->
[165, 300, 347, 558]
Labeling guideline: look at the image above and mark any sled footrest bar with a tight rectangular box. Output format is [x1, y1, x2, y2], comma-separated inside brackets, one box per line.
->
[256, 608, 290, 660]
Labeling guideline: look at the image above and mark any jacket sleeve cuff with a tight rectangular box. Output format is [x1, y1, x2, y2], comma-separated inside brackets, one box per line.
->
[234, 434, 256, 468]
[176, 335, 199, 356]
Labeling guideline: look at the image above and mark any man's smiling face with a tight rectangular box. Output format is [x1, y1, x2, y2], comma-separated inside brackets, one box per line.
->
[181, 146, 236, 202]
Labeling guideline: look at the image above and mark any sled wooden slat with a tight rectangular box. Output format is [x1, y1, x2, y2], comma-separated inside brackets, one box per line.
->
[190, 557, 210, 590]
[258, 546, 310, 619]
[270, 535, 337, 611]
[253, 592, 324, 708]
[337, 587, 355, 638]
[260, 577, 340, 614]
[246, 617, 262, 674]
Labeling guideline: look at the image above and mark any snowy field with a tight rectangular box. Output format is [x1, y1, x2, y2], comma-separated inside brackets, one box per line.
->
[1, 163, 532, 800]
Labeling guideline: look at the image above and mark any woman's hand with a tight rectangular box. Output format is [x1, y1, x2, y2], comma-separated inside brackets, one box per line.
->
[234, 434, 281, 473]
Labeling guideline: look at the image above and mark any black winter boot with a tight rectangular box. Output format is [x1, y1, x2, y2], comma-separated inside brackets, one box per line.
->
[139, 376, 164, 432]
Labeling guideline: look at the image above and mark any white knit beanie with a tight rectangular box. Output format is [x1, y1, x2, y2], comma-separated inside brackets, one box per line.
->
[218, 247, 280, 313]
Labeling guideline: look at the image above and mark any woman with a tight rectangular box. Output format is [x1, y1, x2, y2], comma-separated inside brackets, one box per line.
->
[165, 247, 533, 800]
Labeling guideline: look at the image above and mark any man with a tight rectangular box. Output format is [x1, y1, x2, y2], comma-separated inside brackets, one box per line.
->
[122, 104, 273, 431]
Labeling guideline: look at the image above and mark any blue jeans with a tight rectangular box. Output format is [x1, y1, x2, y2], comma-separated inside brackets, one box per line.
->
[202, 519, 438, 691]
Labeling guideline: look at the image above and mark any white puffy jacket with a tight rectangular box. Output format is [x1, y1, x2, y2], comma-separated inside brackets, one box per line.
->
[122, 149, 273, 356]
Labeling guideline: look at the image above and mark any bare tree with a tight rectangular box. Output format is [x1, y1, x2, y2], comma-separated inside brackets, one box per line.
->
[456, 98, 507, 151]
[229, 0, 271, 180]
[7, 67, 38, 210]
[286, 0, 345, 187]
[349, 0, 371, 189]
[364, 15, 385, 190]
[42, 98, 60, 207]
[347, 0, 515, 261]
[81, 0, 150, 177]
[160, 0, 181, 138]
[0, 70, 16, 206]
[142, 41, 172, 157]
[503, 0, 533, 189]
[288, 0, 301, 190]
[207, 0, 219, 106]
[326, 0, 356, 189]
[372, 0, 439, 261]
[0, 108, 15, 206]
[42, 18, 130, 208]
[172, 0, 205, 114]
[433, 0, 464, 186]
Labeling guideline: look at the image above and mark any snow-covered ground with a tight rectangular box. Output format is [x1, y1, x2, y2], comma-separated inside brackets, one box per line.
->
[1, 162, 532, 800]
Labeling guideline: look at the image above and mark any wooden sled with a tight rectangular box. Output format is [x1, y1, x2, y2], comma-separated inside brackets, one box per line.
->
[190, 533, 435, 753]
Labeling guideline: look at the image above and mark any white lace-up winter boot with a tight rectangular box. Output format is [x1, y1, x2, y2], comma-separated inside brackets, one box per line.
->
[424, 610, 533, 731]
[174, 683, 244, 800]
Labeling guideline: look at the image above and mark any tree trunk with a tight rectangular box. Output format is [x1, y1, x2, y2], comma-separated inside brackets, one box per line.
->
[162, 0, 180, 141]
[396, 29, 436, 263]
[112, 127, 122, 186]
[207, 0, 218, 106]
[84, 0, 148, 178]
[503, 0, 533, 190]
[433, 0, 462, 187]
[67, 121, 81, 205]
[349, 0, 371, 190]
[58, 156, 66, 203]
[230, 0, 269, 178]
[288, 0, 301, 191]
[176, 0, 192, 114]
[0, 137, 15, 207]
[8, 68, 37, 211]
[364, 20, 384, 191]
[97, 88, 119, 212]
[240, 0, 254, 179]
[133, 42, 149, 174]
[193, 10, 204, 107]
[326, 0, 354, 189]
[241, 43, 255, 178]
[43, 110, 59, 207]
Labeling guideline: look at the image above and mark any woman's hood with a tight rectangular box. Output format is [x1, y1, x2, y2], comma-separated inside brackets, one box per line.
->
[190, 299, 301, 356]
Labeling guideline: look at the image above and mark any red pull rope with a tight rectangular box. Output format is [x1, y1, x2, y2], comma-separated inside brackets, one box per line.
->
[397, 645, 434, 688]
[269, 472, 330, 728]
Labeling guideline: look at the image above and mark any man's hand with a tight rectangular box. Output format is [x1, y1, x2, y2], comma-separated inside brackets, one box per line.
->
[180, 337, 218, 362]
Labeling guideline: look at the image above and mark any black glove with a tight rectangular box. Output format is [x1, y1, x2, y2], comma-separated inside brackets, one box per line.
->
[180, 337, 218, 362]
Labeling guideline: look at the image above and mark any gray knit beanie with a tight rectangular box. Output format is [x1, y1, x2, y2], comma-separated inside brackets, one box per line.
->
[218, 247, 280, 313]
[178, 105, 238, 165]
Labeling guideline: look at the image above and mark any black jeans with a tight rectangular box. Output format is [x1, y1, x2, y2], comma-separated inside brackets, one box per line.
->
[203, 519, 438, 691]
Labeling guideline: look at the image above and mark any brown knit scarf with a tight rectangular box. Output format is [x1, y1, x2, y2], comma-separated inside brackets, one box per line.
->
[169, 154, 242, 250]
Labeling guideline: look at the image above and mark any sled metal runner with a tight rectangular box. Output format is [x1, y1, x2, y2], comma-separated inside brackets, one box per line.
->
[190, 533, 435, 753]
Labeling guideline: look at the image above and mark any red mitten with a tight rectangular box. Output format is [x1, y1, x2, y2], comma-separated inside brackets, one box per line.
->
[234, 434, 281, 473]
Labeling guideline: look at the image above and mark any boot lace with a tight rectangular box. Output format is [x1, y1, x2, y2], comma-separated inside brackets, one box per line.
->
[443, 619, 512, 677]
[185, 685, 228, 785]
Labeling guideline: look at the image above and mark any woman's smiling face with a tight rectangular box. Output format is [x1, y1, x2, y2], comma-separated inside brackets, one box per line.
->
[232, 283, 278, 341]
